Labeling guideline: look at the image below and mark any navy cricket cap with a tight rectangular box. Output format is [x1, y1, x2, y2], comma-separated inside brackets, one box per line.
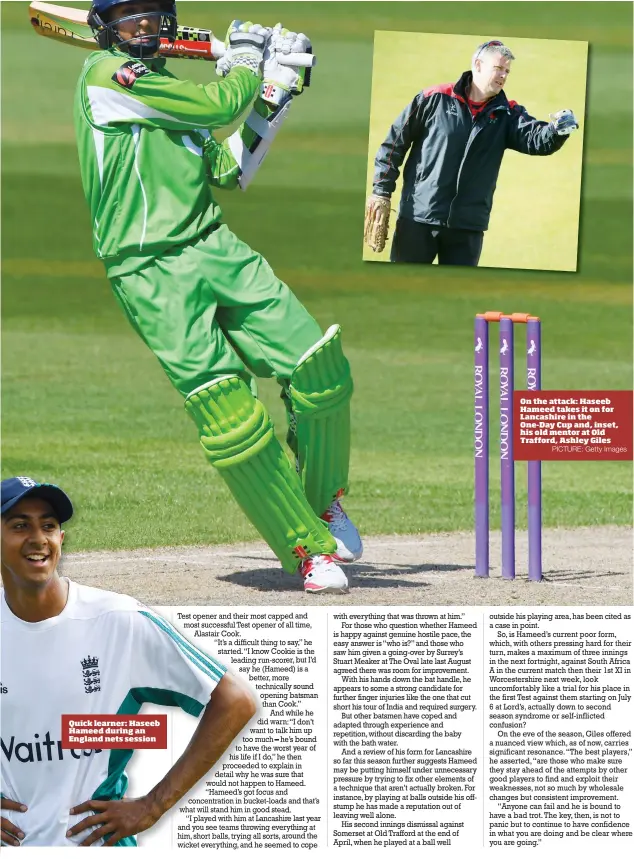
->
[1, 477, 74, 524]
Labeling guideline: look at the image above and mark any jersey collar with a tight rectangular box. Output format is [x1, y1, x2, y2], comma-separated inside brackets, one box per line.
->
[454, 70, 510, 110]
[108, 47, 166, 71]
[1, 578, 76, 630]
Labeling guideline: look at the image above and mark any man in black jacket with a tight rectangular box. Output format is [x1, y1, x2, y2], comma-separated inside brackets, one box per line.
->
[364, 41, 579, 266]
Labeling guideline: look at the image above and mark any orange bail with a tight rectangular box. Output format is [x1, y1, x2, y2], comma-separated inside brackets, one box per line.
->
[475, 312, 540, 323]
[507, 312, 541, 324]
[476, 311, 504, 322]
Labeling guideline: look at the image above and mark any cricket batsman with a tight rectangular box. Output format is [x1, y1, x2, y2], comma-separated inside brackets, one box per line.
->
[74, 0, 362, 593]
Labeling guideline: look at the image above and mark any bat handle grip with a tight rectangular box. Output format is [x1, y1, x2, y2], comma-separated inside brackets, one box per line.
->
[277, 52, 316, 68]
[212, 39, 316, 68]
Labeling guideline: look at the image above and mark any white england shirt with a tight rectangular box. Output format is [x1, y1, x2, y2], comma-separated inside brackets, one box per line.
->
[0, 579, 226, 847]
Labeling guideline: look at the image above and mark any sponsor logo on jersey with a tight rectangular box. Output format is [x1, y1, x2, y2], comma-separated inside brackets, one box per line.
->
[446, 102, 459, 117]
[1, 731, 103, 763]
[112, 61, 150, 89]
[81, 655, 101, 694]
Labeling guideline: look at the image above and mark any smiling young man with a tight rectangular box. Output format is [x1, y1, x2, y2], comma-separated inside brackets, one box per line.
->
[72, 0, 361, 594]
[365, 39, 579, 265]
[0, 476, 257, 847]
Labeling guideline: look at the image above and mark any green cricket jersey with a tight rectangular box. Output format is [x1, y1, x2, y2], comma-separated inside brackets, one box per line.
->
[74, 49, 261, 276]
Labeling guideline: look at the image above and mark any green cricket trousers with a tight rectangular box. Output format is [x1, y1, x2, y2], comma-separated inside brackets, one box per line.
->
[109, 223, 323, 397]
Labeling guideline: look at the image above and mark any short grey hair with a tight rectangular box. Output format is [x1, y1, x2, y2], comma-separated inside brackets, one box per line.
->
[471, 42, 515, 71]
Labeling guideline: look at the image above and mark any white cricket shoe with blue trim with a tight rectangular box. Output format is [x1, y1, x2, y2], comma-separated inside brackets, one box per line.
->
[321, 499, 363, 563]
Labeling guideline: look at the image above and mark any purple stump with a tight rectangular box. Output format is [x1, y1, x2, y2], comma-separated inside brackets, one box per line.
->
[526, 318, 542, 581]
[474, 316, 489, 577]
[499, 317, 515, 579]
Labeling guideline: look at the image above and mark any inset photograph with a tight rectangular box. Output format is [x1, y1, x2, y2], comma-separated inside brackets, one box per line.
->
[0, 476, 257, 847]
[363, 32, 587, 270]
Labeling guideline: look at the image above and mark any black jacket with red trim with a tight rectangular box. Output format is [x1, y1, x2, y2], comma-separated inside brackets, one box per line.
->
[372, 71, 567, 232]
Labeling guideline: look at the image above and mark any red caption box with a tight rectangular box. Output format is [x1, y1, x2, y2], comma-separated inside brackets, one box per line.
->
[513, 391, 633, 461]
[61, 714, 167, 749]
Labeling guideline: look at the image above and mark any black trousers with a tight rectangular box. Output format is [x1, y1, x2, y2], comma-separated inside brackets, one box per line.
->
[390, 218, 484, 266]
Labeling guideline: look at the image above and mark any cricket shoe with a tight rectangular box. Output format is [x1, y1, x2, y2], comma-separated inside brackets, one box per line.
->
[320, 499, 363, 563]
[300, 554, 349, 594]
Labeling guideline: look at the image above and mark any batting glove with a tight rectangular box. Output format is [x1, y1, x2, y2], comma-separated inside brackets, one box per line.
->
[216, 21, 269, 77]
[550, 109, 579, 136]
[261, 23, 312, 106]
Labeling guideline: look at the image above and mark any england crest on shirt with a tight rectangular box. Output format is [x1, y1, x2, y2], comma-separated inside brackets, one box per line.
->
[81, 655, 101, 694]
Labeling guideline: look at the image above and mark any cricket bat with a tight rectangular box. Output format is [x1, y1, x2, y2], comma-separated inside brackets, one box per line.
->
[29, 2, 316, 66]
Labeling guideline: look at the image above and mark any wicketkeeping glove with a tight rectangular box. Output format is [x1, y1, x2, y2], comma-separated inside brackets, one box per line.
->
[550, 109, 579, 136]
[364, 194, 392, 253]
[216, 21, 269, 77]
[261, 23, 312, 106]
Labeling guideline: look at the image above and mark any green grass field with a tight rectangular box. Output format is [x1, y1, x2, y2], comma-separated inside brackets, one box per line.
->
[2, 2, 632, 551]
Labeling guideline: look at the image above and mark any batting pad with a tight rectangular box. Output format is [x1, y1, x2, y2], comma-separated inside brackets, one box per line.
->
[288, 325, 353, 515]
[185, 376, 336, 572]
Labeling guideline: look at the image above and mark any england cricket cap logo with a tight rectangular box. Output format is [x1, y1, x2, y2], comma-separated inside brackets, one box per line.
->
[1, 477, 74, 522]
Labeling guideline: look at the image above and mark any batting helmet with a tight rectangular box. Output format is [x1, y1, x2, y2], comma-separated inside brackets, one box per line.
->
[88, 0, 177, 59]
